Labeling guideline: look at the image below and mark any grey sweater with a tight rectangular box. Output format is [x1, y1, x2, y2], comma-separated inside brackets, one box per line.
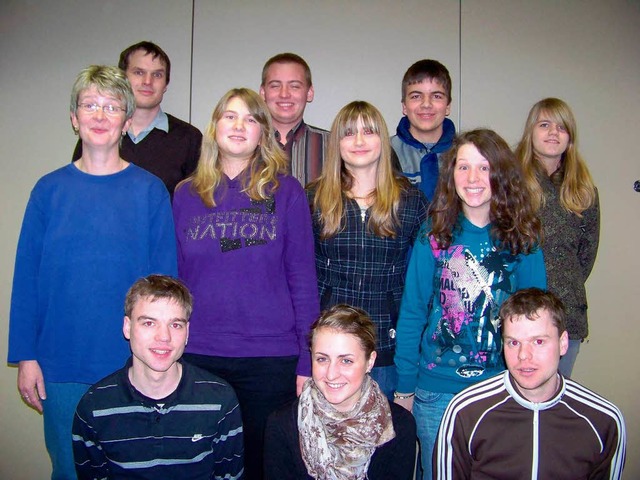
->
[539, 172, 600, 339]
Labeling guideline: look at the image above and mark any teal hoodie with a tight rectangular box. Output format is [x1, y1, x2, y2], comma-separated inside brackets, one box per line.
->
[395, 217, 546, 394]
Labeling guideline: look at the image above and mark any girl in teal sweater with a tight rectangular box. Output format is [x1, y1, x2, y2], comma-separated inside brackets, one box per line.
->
[394, 129, 546, 479]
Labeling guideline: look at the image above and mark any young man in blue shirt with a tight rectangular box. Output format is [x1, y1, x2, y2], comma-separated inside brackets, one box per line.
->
[391, 59, 456, 201]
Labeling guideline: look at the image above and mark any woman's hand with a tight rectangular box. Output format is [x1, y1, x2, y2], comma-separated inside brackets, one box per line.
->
[18, 360, 46, 413]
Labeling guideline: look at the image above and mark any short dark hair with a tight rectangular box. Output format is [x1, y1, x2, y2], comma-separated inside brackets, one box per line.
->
[119, 41, 171, 85]
[261, 52, 312, 87]
[309, 304, 376, 360]
[124, 275, 193, 319]
[499, 288, 567, 335]
[401, 59, 451, 103]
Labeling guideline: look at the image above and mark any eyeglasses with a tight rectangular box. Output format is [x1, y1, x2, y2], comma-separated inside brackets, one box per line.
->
[78, 103, 126, 115]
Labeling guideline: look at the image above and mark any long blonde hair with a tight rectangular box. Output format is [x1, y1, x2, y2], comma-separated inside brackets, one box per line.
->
[515, 98, 596, 215]
[181, 88, 287, 207]
[310, 101, 409, 239]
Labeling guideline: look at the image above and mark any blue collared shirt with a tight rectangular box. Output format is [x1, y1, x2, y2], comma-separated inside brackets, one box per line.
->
[128, 109, 169, 144]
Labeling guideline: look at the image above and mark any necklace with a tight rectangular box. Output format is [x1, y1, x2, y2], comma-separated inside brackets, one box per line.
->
[348, 189, 374, 200]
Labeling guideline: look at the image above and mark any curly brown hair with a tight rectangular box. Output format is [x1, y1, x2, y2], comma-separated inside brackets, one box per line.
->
[429, 129, 541, 254]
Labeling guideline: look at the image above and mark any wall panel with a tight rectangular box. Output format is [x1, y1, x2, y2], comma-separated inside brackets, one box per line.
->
[0, 1, 194, 477]
[191, 0, 460, 134]
[1, 1, 638, 477]
[461, 2, 640, 478]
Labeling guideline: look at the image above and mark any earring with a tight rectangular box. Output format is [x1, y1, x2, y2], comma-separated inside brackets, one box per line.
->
[73, 127, 79, 135]
[121, 131, 127, 137]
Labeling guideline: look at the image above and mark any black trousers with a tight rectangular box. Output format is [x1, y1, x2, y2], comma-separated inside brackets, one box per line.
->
[183, 353, 297, 480]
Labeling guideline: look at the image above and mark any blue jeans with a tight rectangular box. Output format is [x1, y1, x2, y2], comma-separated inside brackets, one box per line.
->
[370, 364, 398, 401]
[42, 382, 90, 480]
[558, 339, 581, 378]
[412, 388, 455, 480]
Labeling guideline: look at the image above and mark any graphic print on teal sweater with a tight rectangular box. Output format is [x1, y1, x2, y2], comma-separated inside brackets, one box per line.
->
[428, 235, 522, 379]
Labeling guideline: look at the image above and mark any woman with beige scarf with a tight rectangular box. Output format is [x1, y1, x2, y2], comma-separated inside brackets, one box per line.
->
[264, 304, 417, 479]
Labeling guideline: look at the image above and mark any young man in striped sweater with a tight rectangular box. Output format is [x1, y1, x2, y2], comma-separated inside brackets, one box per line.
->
[72, 275, 244, 480]
[434, 288, 626, 480]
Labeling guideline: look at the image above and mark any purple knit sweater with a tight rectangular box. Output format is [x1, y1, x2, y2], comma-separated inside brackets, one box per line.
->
[173, 173, 319, 375]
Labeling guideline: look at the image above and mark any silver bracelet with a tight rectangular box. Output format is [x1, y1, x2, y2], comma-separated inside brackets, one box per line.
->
[393, 391, 415, 400]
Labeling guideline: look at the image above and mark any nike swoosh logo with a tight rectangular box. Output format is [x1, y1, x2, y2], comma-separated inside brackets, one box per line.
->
[191, 434, 204, 442]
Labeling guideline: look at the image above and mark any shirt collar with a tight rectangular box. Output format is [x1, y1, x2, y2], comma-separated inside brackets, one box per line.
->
[504, 370, 565, 411]
[274, 119, 305, 145]
[124, 356, 185, 407]
[128, 109, 169, 144]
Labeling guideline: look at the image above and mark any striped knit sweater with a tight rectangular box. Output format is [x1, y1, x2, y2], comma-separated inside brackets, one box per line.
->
[72, 358, 244, 480]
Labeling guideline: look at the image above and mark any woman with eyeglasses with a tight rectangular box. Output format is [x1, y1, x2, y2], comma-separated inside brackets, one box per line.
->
[8, 65, 177, 480]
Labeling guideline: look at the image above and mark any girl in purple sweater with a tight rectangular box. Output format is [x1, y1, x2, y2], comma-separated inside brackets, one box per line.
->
[173, 88, 319, 479]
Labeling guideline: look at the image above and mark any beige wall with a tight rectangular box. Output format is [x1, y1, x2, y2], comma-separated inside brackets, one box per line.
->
[1, 1, 638, 478]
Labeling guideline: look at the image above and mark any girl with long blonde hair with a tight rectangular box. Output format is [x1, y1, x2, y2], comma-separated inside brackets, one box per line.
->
[515, 98, 599, 376]
[173, 88, 319, 480]
[308, 101, 428, 399]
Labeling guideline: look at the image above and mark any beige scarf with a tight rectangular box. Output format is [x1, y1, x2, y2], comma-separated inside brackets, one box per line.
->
[298, 376, 395, 480]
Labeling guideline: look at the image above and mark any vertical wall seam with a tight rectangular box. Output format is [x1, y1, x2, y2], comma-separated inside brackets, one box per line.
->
[189, 0, 196, 123]
[458, 0, 462, 128]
